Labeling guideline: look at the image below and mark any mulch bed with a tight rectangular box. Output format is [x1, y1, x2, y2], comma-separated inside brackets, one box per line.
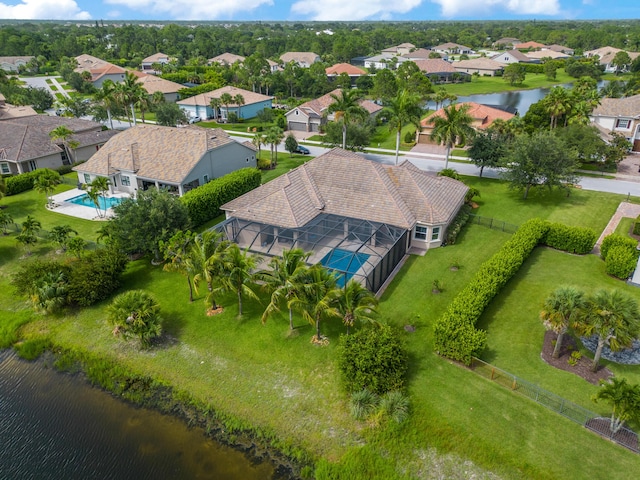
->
[540, 330, 613, 385]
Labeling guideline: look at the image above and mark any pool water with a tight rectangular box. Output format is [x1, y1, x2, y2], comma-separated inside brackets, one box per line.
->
[67, 193, 123, 210]
[320, 249, 370, 287]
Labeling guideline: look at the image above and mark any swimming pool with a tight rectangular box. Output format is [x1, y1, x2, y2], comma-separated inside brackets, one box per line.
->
[320, 249, 370, 287]
[66, 193, 123, 210]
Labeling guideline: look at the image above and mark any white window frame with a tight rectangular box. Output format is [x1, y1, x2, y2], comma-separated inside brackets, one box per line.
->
[414, 225, 428, 241]
[84, 173, 91, 183]
[120, 175, 131, 187]
[0, 162, 9, 175]
[616, 118, 631, 129]
[431, 226, 441, 241]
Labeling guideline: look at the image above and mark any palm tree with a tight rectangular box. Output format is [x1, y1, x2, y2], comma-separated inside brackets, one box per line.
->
[219, 92, 233, 121]
[217, 244, 262, 316]
[0, 210, 13, 235]
[33, 171, 61, 208]
[191, 230, 230, 312]
[542, 86, 572, 129]
[540, 286, 586, 358]
[16, 215, 41, 256]
[260, 248, 311, 331]
[429, 103, 475, 170]
[592, 378, 640, 434]
[88, 177, 111, 218]
[290, 265, 341, 342]
[264, 126, 284, 168]
[252, 132, 264, 156]
[335, 279, 379, 334]
[116, 72, 145, 126]
[328, 88, 368, 149]
[49, 125, 79, 165]
[161, 230, 197, 302]
[381, 89, 424, 165]
[94, 79, 117, 130]
[232, 93, 245, 119]
[209, 97, 222, 121]
[574, 289, 640, 372]
[48, 224, 78, 252]
[31, 271, 68, 314]
[107, 290, 162, 348]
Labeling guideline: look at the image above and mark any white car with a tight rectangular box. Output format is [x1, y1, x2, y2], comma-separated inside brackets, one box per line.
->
[188, 116, 202, 124]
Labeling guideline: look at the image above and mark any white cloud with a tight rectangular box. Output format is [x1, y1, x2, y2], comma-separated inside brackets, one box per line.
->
[0, 0, 90, 19]
[430, 0, 561, 17]
[104, 0, 273, 20]
[291, 0, 422, 20]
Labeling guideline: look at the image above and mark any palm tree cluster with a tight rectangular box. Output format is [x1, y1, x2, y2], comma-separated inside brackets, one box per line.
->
[91, 73, 160, 127]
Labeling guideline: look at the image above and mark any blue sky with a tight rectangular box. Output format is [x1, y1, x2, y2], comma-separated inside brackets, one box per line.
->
[0, 0, 636, 22]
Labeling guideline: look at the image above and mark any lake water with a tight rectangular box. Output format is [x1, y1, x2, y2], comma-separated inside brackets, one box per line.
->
[0, 350, 281, 480]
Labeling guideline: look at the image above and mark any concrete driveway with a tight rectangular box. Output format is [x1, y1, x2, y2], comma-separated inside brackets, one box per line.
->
[19, 76, 70, 99]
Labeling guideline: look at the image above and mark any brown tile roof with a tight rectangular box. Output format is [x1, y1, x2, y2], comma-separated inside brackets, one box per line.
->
[177, 85, 273, 107]
[0, 116, 106, 162]
[514, 41, 546, 50]
[74, 54, 112, 73]
[74, 125, 241, 184]
[325, 63, 366, 75]
[421, 102, 515, 129]
[525, 50, 569, 60]
[413, 59, 457, 74]
[0, 102, 37, 120]
[591, 95, 640, 118]
[402, 48, 433, 60]
[208, 53, 246, 65]
[382, 43, 416, 53]
[453, 58, 504, 71]
[291, 89, 379, 118]
[492, 49, 530, 63]
[493, 37, 520, 46]
[585, 47, 640, 65]
[360, 100, 382, 115]
[433, 42, 471, 51]
[142, 52, 170, 63]
[545, 44, 574, 54]
[222, 148, 467, 229]
[279, 52, 320, 65]
[134, 73, 184, 94]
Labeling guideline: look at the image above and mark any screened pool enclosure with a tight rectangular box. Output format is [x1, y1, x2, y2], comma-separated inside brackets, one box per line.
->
[215, 213, 408, 293]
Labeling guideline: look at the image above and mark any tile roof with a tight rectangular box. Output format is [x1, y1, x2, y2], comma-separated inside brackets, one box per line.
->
[591, 95, 640, 118]
[584, 47, 640, 65]
[514, 41, 546, 49]
[142, 52, 170, 63]
[74, 125, 243, 184]
[133, 72, 184, 94]
[493, 37, 520, 46]
[222, 148, 467, 230]
[453, 58, 504, 71]
[325, 63, 366, 75]
[545, 44, 574, 54]
[412, 59, 457, 73]
[433, 42, 471, 51]
[525, 50, 569, 60]
[0, 116, 107, 162]
[279, 52, 320, 65]
[360, 100, 383, 115]
[289, 89, 380, 118]
[421, 102, 515, 129]
[0, 102, 37, 120]
[177, 85, 273, 107]
[492, 49, 530, 62]
[208, 53, 246, 65]
[74, 54, 112, 73]
[402, 48, 434, 60]
[382, 43, 416, 53]
[0, 56, 33, 66]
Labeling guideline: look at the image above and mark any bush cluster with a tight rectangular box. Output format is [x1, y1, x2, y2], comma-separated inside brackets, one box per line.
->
[543, 222, 597, 254]
[600, 233, 639, 279]
[181, 168, 261, 227]
[634, 215, 640, 236]
[445, 204, 472, 245]
[5, 169, 60, 196]
[600, 233, 637, 261]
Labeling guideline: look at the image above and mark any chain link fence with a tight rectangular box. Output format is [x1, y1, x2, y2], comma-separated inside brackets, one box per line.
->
[468, 214, 519, 234]
[470, 357, 639, 453]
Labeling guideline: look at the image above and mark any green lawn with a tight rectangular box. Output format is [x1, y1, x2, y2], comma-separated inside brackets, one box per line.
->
[615, 217, 635, 237]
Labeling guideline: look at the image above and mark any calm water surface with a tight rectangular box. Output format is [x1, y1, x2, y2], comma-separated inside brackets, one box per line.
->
[0, 350, 277, 480]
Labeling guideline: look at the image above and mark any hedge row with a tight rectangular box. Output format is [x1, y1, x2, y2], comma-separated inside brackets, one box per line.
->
[5, 168, 60, 196]
[600, 233, 637, 261]
[180, 168, 261, 227]
[433, 219, 598, 364]
[445, 204, 472, 245]
[601, 233, 639, 280]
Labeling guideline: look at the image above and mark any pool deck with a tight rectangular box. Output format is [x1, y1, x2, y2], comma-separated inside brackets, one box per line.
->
[49, 189, 131, 221]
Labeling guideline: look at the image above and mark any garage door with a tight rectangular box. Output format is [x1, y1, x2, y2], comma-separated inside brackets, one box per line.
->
[288, 121, 307, 132]
[417, 133, 435, 144]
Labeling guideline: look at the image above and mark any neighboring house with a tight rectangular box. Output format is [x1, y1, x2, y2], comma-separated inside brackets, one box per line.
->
[381, 43, 416, 56]
[285, 89, 380, 133]
[584, 46, 640, 73]
[544, 44, 575, 55]
[0, 93, 37, 120]
[279, 52, 321, 68]
[403, 48, 446, 61]
[452, 58, 504, 76]
[491, 49, 531, 64]
[176, 85, 273, 121]
[413, 59, 468, 83]
[492, 38, 521, 49]
[417, 102, 515, 144]
[141, 52, 172, 74]
[432, 43, 474, 55]
[590, 94, 640, 152]
[0, 56, 34, 72]
[325, 63, 367, 86]
[363, 54, 409, 70]
[267, 59, 280, 73]
[131, 71, 184, 103]
[514, 41, 546, 50]
[74, 125, 257, 196]
[218, 148, 468, 292]
[524, 50, 570, 61]
[0, 116, 118, 175]
[208, 52, 246, 66]
[74, 54, 126, 88]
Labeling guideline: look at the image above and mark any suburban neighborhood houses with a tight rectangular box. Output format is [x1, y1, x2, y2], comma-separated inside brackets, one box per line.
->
[3, 18, 640, 480]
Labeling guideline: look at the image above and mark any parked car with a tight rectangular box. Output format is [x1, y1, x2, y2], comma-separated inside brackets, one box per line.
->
[295, 145, 310, 155]
[188, 116, 202, 124]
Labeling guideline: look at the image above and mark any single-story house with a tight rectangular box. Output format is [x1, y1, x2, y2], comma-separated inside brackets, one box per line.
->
[432, 43, 474, 55]
[0, 115, 119, 175]
[381, 43, 416, 56]
[326, 63, 367, 86]
[74, 54, 126, 88]
[491, 49, 531, 64]
[413, 59, 470, 83]
[524, 50, 570, 61]
[590, 94, 640, 152]
[285, 89, 380, 133]
[514, 41, 546, 51]
[176, 85, 273, 121]
[0, 93, 37, 120]
[403, 48, 446, 61]
[584, 46, 640, 73]
[218, 148, 468, 292]
[363, 54, 409, 70]
[141, 52, 172, 74]
[417, 102, 515, 144]
[492, 38, 521, 49]
[0, 56, 34, 72]
[452, 58, 504, 76]
[208, 52, 246, 66]
[73, 125, 257, 196]
[279, 52, 321, 68]
[544, 44, 575, 55]
[131, 71, 184, 103]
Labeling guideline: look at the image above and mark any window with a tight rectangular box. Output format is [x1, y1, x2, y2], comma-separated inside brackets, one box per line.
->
[203, 174, 209, 184]
[28, 160, 37, 171]
[246, 157, 250, 163]
[431, 226, 441, 241]
[0, 162, 9, 174]
[120, 175, 131, 187]
[414, 225, 427, 240]
[616, 119, 631, 129]
[84, 173, 91, 183]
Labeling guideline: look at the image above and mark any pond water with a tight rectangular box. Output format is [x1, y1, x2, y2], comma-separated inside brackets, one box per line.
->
[0, 350, 281, 480]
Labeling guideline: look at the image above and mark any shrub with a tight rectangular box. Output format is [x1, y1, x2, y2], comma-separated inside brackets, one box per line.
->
[349, 389, 378, 420]
[403, 130, 415, 144]
[543, 222, 597, 254]
[605, 244, 639, 279]
[600, 233, 637, 261]
[445, 204, 472, 245]
[180, 167, 261, 227]
[67, 247, 128, 306]
[5, 169, 60, 196]
[11, 259, 71, 299]
[337, 325, 408, 395]
[438, 168, 460, 180]
[257, 157, 272, 170]
[107, 290, 162, 348]
[634, 216, 640, 236]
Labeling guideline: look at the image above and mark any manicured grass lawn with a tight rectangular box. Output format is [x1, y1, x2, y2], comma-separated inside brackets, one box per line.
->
[439, 70, 574, 96]
[259, 151, 313, 183]
[615, 217, 635, 237]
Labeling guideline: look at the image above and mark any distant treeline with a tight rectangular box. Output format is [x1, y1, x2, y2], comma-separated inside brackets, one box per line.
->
[1, 20, 640, 67]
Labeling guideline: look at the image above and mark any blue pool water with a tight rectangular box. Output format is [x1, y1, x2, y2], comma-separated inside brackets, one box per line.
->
[67, 193, 123, 210]
[320, 249, 370, 287]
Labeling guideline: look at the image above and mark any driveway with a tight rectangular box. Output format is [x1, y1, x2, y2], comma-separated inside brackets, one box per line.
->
[19, 76, 70, 100]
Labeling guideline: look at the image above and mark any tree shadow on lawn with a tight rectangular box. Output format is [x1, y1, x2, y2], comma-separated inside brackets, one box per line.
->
[119, 257, 159, 290]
